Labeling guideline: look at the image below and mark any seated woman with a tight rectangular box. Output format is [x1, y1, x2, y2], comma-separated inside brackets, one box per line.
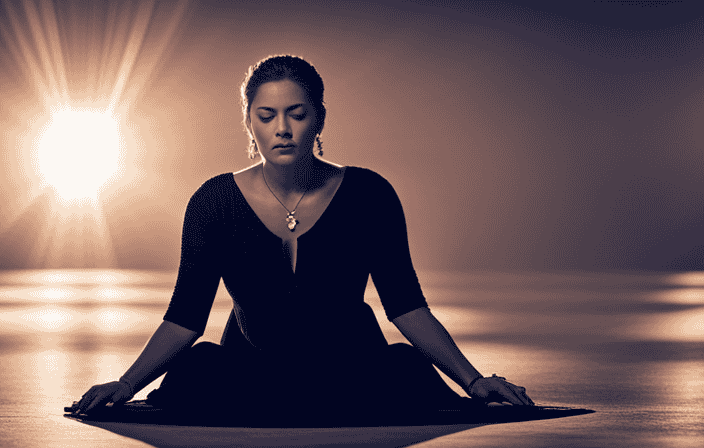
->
[76, 55, 533, 417]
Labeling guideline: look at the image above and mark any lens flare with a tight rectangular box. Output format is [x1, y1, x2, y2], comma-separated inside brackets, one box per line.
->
[0, 0, 189, 267]
[34, 105, 123, 204]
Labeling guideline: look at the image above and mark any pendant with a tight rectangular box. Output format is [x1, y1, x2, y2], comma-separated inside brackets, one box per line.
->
[286, 212, 298, 232]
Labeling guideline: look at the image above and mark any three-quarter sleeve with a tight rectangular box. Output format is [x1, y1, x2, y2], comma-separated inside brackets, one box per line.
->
[366, 171, 428, 321]
[163, 179, 224, 335]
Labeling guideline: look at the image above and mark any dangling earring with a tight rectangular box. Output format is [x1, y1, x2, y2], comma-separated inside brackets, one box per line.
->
[316, 135, 323, 157]
[248, 139, 259, 159]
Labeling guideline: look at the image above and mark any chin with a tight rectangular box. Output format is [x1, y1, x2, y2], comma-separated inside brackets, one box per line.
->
[270, 153, 298, 163]
[268, 152, 311, 165]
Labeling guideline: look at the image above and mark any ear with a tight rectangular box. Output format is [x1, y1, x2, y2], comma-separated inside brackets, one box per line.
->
[315, 110, 325, 136]
[245, 114, 253, 137]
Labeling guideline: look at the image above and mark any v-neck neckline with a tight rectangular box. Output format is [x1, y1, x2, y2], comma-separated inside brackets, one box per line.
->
[231, 166, 349, 243]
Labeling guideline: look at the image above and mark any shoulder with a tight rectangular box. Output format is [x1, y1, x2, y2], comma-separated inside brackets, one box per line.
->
[191, 173, 234, 197]
[196, 172, 235, 189]
[346, 166, 393, 186]
[185, 173, 237, 213]
[345, 166, 398, 197]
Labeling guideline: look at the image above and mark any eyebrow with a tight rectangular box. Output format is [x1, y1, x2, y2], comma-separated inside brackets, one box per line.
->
[256, 104, 305, 113]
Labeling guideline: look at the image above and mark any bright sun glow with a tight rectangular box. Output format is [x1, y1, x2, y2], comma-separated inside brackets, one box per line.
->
[1, 0, 189, 266]
[35, 105, 122, 204]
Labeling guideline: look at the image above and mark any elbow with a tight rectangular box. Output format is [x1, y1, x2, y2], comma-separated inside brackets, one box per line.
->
[161, 320, 200, 345]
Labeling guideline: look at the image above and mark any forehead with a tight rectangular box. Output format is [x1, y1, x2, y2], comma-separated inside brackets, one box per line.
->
[251, 79, 310, 109]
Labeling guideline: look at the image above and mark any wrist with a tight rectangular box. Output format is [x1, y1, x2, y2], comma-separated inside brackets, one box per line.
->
[465, 375, 484, 396]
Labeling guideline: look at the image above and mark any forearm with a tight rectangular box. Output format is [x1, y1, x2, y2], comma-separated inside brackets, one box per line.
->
[120, 319, 199, 395]
[392, 307, 482, 393]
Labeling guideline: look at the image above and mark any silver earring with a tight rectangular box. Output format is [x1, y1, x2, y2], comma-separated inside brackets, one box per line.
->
[316, 135, 323, 157]
[248, 139, 259, 159]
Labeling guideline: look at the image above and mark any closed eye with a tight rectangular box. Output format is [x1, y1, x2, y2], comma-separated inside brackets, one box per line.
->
[258, 115, 274, 122]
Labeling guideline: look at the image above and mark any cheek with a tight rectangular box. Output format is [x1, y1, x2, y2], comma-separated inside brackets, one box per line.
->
[250, 122, 267, 140]
[301, 120, 317, 137]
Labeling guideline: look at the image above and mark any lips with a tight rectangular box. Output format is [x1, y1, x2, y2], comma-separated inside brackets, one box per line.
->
[273, 144, 295, 150]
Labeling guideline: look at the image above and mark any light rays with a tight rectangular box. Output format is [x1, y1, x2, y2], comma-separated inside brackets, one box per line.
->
[0, 0, 189, 267]
[34, 104, 123, 204]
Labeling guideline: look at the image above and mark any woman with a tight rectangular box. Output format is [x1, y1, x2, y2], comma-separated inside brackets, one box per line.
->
[76, 55, 533, 416]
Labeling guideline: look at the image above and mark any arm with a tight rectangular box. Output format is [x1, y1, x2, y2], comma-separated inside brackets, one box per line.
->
[393, 306, 534, 405]
[121, 319, 198, 394]
[76, 320, 198, 413]
[76, 180, 224, 413]
[393, 307, 481, 389]
[366, 171, 532, 405]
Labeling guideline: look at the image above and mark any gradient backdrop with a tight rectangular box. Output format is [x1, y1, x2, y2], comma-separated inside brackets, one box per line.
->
[1, 0, 702, 273]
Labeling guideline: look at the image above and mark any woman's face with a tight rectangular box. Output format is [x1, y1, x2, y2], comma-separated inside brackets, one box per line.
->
[248, 78, 318, 166]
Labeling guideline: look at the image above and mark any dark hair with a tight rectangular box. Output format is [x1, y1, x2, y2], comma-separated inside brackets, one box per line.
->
[241, 55, 326, 158]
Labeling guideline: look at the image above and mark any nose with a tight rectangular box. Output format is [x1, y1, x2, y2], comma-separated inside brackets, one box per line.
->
[275, 116, 292, 139]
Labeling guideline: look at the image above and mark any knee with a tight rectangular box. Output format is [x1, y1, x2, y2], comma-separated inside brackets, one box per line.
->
[185, 341, 223, 362]
[191, 341, 220, 352]
[390, 342, 415, 351]
[389, 342, 422, 358]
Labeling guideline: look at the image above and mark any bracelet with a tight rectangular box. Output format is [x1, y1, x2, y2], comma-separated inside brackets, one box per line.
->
[466, 375, 484, 395]
[118, 376, 135, 397]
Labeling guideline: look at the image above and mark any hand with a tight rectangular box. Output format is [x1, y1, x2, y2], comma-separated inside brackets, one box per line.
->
[468, 374, 534, 406]
[75, 381, 133, 414]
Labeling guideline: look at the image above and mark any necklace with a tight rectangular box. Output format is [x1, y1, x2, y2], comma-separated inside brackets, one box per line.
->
[262, 168, 307, 232]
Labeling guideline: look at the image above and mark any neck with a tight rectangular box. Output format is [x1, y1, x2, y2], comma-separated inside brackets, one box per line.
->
[261, 153, 318, 194]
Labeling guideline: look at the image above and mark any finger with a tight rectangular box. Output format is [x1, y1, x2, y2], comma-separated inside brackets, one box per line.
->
[509, 384, 534, 406]
[85, 385, 104, 402]
[500, 381, 532, 406]
[84, 391, 111, 413]
[79, 386, 104, 411]
[514, 386, 534, 406]
[65, 401, 80, 413]
[520, 389, 535, 406]
[507, 384, 531, 406]
[82, 395, 99, 413]
[77, 388, 94, 407]
[84, 397, 104, 413]
[499, 384, 526, 406]
[76, 391, 94, 413]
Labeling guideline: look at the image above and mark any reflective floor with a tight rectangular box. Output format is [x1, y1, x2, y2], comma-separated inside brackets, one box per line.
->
[0, 269, 702, 447]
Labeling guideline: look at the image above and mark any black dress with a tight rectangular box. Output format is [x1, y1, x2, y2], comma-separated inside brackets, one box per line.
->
[148, 167, 463, 413]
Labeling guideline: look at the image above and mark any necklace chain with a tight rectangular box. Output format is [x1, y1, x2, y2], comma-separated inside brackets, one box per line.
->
[262, 167, 307, 232]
